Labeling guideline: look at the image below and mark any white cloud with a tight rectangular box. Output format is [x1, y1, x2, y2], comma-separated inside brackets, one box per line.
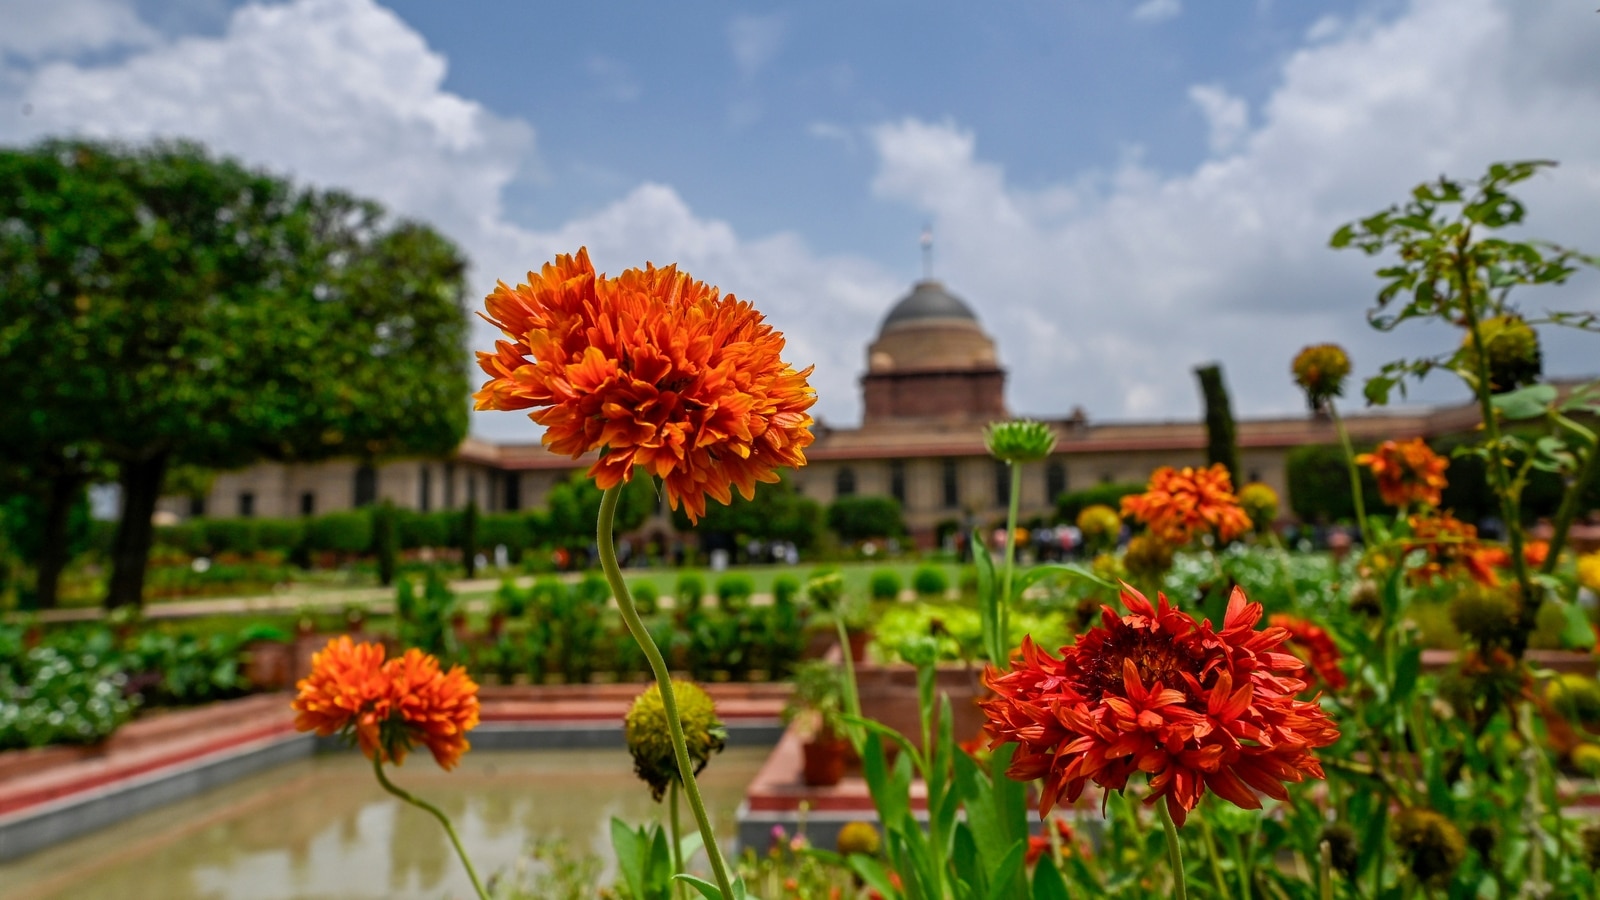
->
[1188, 84, 1249, 154]
[727, 12, 787, 77]
[0, 0, 158, 60]
[868, 0, 1600, 423]
[1131, 0, 1182, 25]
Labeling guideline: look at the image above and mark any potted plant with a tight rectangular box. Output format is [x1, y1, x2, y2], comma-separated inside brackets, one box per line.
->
[785, 660, 851, 787]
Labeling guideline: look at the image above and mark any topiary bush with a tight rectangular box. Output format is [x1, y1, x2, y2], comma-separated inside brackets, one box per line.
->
[675, 573, 706, 615]
[911, 565, 949, 599]
[869, 569, 903, 602]
[715, 573, 756, 613]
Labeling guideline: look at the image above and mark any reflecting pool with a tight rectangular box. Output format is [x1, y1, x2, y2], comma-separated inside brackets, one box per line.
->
[0, 746, 768, 899]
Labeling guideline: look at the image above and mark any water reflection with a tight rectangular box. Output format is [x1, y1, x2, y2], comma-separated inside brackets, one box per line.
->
[0, 747, 767, 899]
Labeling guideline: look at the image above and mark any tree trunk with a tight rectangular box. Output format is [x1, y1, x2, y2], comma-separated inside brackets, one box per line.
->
[31, 471, 81, 609]
[106, 451, 169, 609]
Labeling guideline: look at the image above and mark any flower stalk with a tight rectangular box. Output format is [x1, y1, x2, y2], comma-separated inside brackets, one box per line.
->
[599, 485, 735, 900]
[372, 754, 489, 900]
[1327, 399, 1371, 548]
[1158, 800, 1190, 900]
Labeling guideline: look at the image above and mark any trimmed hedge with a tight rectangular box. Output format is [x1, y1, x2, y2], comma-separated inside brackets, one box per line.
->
[1055, 482, 1144, 524]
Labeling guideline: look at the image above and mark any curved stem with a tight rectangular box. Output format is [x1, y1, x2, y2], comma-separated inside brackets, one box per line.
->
[670, 781, 685, 900]
[371, 754, 489, 900]
[1328, 400, 1372, 548]
[1544, 435, 1600, 574]
[1157, 800, 1189, 900]
[599, 486, 736, 900]
[1000, 463, 1023, 646]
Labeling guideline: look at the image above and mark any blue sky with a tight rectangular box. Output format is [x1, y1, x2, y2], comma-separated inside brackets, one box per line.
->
[3, 0, 1597, 442]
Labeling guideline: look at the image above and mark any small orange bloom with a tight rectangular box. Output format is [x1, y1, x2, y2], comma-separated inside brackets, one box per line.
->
[291, 638, 480, 770]
[1269, 615, 1347, 690]
[982, 585, 1339, 826]
[1121, 463, 1252, 545]
[1357, 438, 1448, 509]
[474, 249, 816, 522]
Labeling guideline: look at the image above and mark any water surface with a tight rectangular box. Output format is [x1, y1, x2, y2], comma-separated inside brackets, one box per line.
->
[0, 747, 766, 899]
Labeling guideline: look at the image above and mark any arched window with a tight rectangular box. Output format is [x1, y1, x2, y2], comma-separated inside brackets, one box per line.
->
[354, 464, 377, 508]
[1046, 461, 1067, 503]
[835, 467, 856, 498]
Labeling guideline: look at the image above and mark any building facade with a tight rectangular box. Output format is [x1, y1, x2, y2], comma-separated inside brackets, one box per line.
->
[161, 277, 1481, 539]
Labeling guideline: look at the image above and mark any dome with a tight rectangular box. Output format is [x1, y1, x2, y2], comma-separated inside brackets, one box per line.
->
[880, 280, 978, 332]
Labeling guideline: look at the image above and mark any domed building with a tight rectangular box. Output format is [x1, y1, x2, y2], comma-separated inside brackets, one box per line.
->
[861, 280, 1007, 425]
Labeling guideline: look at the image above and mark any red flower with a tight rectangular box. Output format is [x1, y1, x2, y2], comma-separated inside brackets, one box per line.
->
[1269, 615, 1347, 690]
[1357, 438, 1448, 509]
[474, 249, 816, 522]
[1121, 464, 1252, 545]
[1024, 818, 1079, 865]
[981, 585, 1339, 826]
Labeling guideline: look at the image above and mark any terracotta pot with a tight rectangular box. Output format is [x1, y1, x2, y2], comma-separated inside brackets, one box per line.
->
[855, 662, 988, 752]
[847, 630, 870, 664]
[801, 736, 851, 787]
[242, 640, 294, 690]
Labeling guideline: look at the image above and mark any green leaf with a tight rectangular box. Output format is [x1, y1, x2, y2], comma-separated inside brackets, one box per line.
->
[1030, 856, 1071, 900]
[1392, 645, 1422, 701]
[972, 527, 1002, 666]
[1489, 383, 1557, 420]
[612, 818, 649, 900]
[982, 839, 1026, 900]
[672, 873, 748, 900]
[848, 855, 902, 899]
[1556, 598, 1597, 650]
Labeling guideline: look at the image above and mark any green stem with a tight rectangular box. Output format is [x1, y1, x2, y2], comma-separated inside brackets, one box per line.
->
[599, 486, 735, 900]
[1544, 435, 1600, 574]
[1000, 462, 1024, 648]
[1157, 800, 1189, 900]
[1328, 400, 1372, 548]
[1198, 814, 1231, 899]
[1455, 233, 1536, 652]
[670, 781, 685, 900]
[371, 754, 489, 900]
[1319, 840, 1333, 900]
[834, 616, 863, 750]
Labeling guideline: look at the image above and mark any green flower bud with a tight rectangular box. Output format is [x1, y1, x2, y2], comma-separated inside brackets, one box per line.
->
[1392, 808, 1466, 887]
[1291, 344, 1352, 409]
[836, 821, 882, 857]
[984, 419, 1057, 464]
[1462, 315, 1541, 393]
[624, 681, 726, 802]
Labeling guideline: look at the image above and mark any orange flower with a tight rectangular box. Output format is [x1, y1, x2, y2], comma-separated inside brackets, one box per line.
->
[1405, 513, 1496, 586]
[1269, 615, 1347, 690]
[1463, 539, 1549, 587]
[981, 585, 1338, 826]
[1120, 464, 1253, 545]
[474, 249, 816, 522]
[1357, 438, 1448, 508]
[383, 648, 481, 770]
[291, 637, 480, 770]
[1025, 818, 1080, 866]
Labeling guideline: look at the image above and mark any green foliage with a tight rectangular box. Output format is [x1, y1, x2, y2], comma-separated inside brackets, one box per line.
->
[1055, 482, 1144, 523]
[772, 574, 802, 607]
[200, 519, 258, 556]
[549, 576, 608, 683]
[124, 629, 245, 705]
[370, 501, 399, 587]
[911, 565, 950, 598]
[1195, 362, 1241, 485]
[0, 627, 134, 749]
[763, 579, 807, 679]
[301, 511, 373, 555]
[545, 472, 655, 547]
[630, 579, 661, 615]
[1285, 443, 1383, 522]
[869, 569, 903, 602]
[670, 472, 823, 550]
[715, 573, 756, 613]
[784, 660, 847, 737]
[461, 499, 480, 578]
[395, 510, 453, 550]
[396, 570, 456, 658]
[478, 513, 534, 560]
[675, 573, 706, 615]
[826, 496, 906, 542]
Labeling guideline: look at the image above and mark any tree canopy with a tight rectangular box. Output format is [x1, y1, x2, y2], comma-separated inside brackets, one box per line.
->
[669, 471, 823, 550]
[0, 139, 470, 607]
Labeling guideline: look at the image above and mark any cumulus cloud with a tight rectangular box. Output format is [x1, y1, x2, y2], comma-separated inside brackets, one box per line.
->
[0, 0, 158, 60]
[1131, 0, 1182, 25]
[727, 12, 788, 77]
[868, 0, 1600, 422]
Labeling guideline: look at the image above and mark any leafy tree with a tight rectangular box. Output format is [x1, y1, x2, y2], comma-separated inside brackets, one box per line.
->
[543, 470, 656, 549]
[1284, 444, 1382, 523]
[669, 471, 823, 551]
[0, 139, 469, 608]
[826, 496, 905, 542]
[1195, 363, 1240, 486]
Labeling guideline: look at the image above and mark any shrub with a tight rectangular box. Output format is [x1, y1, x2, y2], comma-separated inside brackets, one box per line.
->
[397, 510, 453, 550]
[911, 565, 949, 599]
[869, 569, 903, 602]
[826, 496, 905, 542]
[371, 502, 399, 587]
[772, 574, 802, 607]
[478, 513, 533, 561]
[1285, 444, 1382, 522]
[155, 521, 208, 557]
[1055, 482, 1144, 523]
[204, 518, 258, 555]
[461, 501, 480, 578]
[716, 573, 756, 612]
[631, 580, 661, 615]
[675, 573, 706, 615]
[303, 511, 372, 555]
[254, 518, 304, 555]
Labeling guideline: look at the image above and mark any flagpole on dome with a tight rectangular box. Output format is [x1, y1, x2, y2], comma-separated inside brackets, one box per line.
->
[920, 223, 934, 281]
